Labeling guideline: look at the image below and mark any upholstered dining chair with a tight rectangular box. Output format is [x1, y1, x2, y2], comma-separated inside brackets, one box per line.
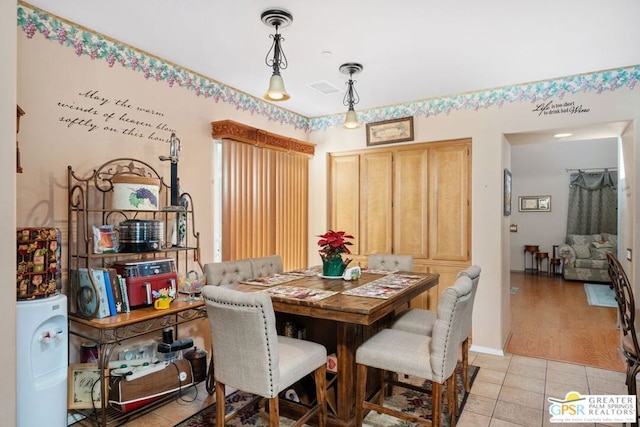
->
[203, 259, 253, 287]
[390, 265, 481, 392]
[354, 275, 474, 427]
[367, 254, 414, 272]
[202, 286, 328, 427]
[606, 252, 640, 419]
[250, 254, 284, 277]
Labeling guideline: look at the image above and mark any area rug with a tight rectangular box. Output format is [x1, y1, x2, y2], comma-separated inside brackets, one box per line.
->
[175, 364, 478, 427]
[584, 283, 617, 308]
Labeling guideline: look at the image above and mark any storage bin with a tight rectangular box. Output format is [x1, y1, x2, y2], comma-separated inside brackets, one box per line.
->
[111, 175, 160, 211]
[16, 227, 61, 300]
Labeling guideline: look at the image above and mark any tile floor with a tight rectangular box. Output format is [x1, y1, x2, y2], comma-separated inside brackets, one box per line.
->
[93, 352, 630, 426]
[459, 352, 629, 427]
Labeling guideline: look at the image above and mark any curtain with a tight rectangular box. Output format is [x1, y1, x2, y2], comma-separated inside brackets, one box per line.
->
[221, 138, 309, 270]
[566, 170, 617, 235]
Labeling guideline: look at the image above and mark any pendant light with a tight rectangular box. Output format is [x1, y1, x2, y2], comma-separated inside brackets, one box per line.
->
[261, 9, 293, 101]
[340, 63, 363, 129]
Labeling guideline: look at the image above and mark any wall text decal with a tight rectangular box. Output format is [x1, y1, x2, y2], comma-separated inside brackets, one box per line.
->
[532, 99, 591, 117]
[56, 89, 176, 142]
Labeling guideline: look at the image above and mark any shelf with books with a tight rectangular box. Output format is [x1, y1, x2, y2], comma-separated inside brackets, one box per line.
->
[67, 158, 202, 320]
[67, 157, 206, 427]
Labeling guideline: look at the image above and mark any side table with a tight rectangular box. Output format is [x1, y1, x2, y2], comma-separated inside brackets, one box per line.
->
[524, 245, 539, 274]
[535, 251, 549, 275]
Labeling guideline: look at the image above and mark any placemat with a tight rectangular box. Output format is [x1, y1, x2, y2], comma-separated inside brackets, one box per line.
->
[263, 285, 338, 302]
[342, 274, 423, 299]
[240, 274, 303, 287]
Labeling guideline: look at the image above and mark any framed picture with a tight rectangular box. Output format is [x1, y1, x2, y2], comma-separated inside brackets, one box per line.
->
[518, 195, 551, 212]
[503, 169, 512, 216]
[366, 117, 414, 146]
[67, 363, 102, 409]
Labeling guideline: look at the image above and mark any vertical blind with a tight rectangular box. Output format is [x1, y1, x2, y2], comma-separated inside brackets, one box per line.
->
[221, 139, 309, 270]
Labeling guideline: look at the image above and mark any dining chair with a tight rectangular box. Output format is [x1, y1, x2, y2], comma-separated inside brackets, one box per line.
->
[389, 265, 481, 392]
[354, 275, 474, 427]
[367, 254, 414, 272]
[250, 254, 284, 277]
[606, 252, 640, 420]
[202, 286, 328, 427]
[203, 259, 253, 287]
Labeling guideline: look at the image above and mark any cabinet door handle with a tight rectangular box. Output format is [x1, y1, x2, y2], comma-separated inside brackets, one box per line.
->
[144, 282, 152, 305]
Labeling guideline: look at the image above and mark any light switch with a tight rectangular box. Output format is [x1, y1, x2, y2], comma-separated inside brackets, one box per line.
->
[510, 224, 518, 232]
[627, 248, 632, 261]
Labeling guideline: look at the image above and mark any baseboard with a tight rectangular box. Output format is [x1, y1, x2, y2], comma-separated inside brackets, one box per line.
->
[470, 344, 505, 357]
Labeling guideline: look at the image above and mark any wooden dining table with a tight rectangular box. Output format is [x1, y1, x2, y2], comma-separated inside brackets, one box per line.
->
[221, 270, 439, 427]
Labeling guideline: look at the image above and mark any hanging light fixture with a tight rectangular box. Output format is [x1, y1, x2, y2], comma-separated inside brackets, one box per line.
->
[261, 9, 293, 101]
[340, 63, 363, 129]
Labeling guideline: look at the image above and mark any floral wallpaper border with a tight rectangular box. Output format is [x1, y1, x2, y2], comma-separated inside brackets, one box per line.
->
[17, 4, 640, 134]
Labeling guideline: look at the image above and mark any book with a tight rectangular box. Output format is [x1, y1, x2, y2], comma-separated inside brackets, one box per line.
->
[105, 268, 124, 314]
[92, 268, 116, 317]
[72, 268, 110, 318]
[118, 275, 131, 313]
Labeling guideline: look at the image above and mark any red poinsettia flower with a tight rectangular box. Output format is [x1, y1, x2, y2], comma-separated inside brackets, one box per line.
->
[317, 230, 354, 259]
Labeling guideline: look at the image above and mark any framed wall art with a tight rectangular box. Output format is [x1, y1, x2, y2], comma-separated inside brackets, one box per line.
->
[366, 116, 414, 146]
[518, 195, 551, 212]
[503, 169, 512, 216]
[67, 363, 103, 409]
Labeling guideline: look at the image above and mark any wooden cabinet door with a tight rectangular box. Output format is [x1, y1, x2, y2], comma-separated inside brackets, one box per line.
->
[428, 142, 470, 261]
[360, 151, 393, 255]
[394, 148, 429, 258]
[328, 155, 361, 254]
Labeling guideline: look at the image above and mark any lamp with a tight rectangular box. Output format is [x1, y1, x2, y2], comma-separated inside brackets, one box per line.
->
[340, 63, 363, 129]
[261, 9, 293, 101]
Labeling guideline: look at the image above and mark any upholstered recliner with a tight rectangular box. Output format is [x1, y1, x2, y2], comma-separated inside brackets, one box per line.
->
[558, 233, 617, 282]
[367, 254, 414, 272]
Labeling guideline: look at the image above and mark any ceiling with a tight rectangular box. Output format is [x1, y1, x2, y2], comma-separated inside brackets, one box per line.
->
[24, 0, 640, 139]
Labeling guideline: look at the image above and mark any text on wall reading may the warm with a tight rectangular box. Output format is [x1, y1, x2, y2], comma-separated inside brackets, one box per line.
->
[56, 89, 177, 142]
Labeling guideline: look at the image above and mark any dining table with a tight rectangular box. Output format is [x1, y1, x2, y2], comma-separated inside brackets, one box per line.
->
[220, 268, 440, 427]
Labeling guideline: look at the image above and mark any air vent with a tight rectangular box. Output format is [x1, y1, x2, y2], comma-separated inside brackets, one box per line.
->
[307, 81, 341, 95]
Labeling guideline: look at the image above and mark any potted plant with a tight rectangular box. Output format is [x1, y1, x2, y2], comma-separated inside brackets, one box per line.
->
[317, 230, 354, 277]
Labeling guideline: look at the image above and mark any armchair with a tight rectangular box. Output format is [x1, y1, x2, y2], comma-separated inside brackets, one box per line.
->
[558, 233, 616, 282]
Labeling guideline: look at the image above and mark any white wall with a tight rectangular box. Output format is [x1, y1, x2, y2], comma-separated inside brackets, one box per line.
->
[309, 90, 640, 355]
[14, 2, 640, 363]
[1, 2, 17, 425]
[509, 138, 618, 270]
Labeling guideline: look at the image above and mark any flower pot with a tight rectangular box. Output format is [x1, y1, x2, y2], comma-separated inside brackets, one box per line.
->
[154, 298, 173, 310]
[322, 256, 350, 277]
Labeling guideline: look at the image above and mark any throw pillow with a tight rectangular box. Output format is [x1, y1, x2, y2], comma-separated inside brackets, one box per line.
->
[591, 247, 611, 260]
[592, 241, 614, 249]
[572, 243, 591, 259]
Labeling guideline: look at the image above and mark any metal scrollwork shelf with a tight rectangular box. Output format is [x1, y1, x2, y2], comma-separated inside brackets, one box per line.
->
[67, 158, 206, 426]
[68, 301, 207, 426]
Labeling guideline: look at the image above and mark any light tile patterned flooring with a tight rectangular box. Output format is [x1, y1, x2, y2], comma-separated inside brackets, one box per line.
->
[105, 351, 630, 426]
[459, 351, 630, 427]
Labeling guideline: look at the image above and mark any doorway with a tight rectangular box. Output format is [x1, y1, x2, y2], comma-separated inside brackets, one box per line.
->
[505, 122, 627, 369]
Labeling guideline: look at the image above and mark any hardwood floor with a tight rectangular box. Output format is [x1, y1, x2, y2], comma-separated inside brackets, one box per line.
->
[506, 271, 626, 372]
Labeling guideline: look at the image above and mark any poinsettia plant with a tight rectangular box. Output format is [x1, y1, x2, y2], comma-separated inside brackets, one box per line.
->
[317, 230, 354, 260]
